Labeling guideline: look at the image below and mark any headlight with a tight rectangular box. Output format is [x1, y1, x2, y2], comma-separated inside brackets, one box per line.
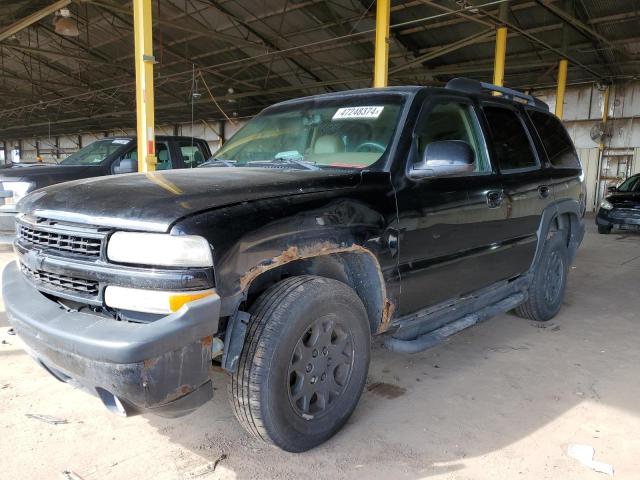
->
[107, 232, 213, 267]
[3, 181, 32, 205]
[600, 200, 613, 211]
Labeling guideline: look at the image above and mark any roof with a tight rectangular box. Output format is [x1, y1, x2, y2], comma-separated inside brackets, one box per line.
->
[0, 0, 637, 139]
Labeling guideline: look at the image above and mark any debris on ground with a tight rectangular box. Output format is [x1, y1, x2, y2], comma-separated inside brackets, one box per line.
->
[7, 328, 15, 335]
[60, 471, 84, 480]
[25, 414, 68, 425]
[1, 339, 10, 345]
[567, 443, 614, 476]
[188, 453, 228, 477]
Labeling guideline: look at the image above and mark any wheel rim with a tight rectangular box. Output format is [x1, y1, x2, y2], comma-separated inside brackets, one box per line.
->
[287, 315, 355, 419]
[543, 250, 564, 305]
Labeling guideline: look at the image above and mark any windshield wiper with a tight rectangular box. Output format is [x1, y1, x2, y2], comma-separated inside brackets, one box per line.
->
[199, 157, 236, 167]
[247, 151, 319, 171]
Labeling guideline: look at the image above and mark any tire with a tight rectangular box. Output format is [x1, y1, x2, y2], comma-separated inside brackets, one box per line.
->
[515, 230, 569, 322]
[229, 275, 371, 452]
[598, 225, 612, 234]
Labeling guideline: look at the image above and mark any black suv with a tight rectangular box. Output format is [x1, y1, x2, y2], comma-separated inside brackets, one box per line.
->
[0, 136, 211, 233]
[3, 79, 584, 452]
[596, 173, 640, 233]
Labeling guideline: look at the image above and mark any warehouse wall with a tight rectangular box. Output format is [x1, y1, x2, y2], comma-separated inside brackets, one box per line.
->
[537, 81, 640, 211]
[1, 119, 247, 164]
[537, 82, 640, 149]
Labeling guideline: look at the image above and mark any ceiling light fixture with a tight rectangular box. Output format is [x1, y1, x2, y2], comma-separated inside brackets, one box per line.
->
[53, 8, 79, 37]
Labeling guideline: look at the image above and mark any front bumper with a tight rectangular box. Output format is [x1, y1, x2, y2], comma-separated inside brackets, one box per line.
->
[596, 208, 640, 231]
[2, 261, 221, 417]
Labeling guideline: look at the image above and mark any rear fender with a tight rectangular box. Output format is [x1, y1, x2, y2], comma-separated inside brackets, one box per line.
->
[533, 199, 584, 269]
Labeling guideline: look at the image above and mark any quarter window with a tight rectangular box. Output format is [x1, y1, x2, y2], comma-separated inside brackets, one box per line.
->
[483, 106, 538, 171]
[415, 101, 491, 173]
[528, 111, 580, 168]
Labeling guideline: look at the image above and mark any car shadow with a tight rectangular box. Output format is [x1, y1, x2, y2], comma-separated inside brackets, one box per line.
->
[143, 292, 640, 479]
[141, 224, 640, 478]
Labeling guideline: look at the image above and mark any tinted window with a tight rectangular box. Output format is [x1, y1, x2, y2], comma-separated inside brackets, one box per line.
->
[415, 101, 490, 173]
[528, 111, 580, 168]
[122, 142, 172, 170]
[484, 106, 538, 171]
[617, 175, 640, 192]
[177, 140, 208, 168]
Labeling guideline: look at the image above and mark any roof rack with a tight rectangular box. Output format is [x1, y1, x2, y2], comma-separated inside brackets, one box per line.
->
[445, 77, 549, 111]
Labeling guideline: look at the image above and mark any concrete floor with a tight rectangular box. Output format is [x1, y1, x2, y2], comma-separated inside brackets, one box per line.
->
[1, 220, 639, 479]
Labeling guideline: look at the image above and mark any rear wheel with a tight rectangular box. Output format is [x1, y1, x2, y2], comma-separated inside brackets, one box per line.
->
[598, 225, 612, 234]
[515, 230, 569, 322]
[229, 275, 371, 452]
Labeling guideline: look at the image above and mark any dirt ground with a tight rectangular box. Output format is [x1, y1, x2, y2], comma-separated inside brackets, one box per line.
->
[1, 220, 639, 479]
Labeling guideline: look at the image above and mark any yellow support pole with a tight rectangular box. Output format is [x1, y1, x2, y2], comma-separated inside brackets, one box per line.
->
[601, 85, 610, 126]
[555, 59, 568, 119]
[373, 0, 390, 88]
[492, 26, 507, 87]
[133, 0, 156, 172]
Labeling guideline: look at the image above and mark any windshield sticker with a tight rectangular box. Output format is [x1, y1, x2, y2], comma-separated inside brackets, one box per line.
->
[332, 106, 384, 120]
[112, 139, 130, 144]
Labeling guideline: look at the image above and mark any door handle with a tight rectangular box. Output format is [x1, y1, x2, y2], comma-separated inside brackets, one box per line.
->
[486, 190, 504, 209]
[538, 185, 550, 198]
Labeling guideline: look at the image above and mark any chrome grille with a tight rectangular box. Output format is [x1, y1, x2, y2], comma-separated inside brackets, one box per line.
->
[20, 263, 99, 296]
[17, 219, 103, 257]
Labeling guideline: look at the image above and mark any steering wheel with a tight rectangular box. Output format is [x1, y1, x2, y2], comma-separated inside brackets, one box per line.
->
[355, 142, 386, 153]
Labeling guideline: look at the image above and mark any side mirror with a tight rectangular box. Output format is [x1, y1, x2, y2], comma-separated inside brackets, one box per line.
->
[409, 140, 475, 179]
[113, 157, 137, 174]
[607, 185, 617, 193]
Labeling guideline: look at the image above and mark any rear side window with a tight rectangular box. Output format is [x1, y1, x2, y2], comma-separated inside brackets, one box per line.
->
[177, 140, 208, 168]
[483, 106, 538, 172]
[528, 111, 580, 168]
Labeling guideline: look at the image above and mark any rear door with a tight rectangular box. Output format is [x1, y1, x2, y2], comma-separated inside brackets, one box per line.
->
[526, 109, 582, 207]
[481, 103, 552, 275]
[395, 95, 511, 315]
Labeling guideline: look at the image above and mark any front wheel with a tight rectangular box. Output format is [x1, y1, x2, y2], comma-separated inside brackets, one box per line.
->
[515, 230, 569, 322]
[229, 275, 371, 452]
[598, 225, 612, 234]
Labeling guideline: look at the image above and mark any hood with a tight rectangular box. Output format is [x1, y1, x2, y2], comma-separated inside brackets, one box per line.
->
[0, 164, 97, 188]
[608, 191, 640, 209]
[19, 167, 362, 232]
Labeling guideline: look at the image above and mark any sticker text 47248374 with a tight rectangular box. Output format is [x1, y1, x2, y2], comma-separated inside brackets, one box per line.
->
[332, 106, 384, 120]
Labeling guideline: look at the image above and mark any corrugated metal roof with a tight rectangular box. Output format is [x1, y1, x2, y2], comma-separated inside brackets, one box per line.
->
[0, 0, 638, 138]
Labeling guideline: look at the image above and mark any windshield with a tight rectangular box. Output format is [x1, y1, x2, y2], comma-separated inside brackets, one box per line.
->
[617, 175, 640, 192]
[60, 139, 131, 166]
[212, 96, 405, 170]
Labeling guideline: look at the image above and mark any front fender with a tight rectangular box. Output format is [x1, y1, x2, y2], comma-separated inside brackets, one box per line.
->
[173, 195, 395, 306]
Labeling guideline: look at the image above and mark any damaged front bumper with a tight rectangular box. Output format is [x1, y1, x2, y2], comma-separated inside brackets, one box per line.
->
[2, 261, 220, 418]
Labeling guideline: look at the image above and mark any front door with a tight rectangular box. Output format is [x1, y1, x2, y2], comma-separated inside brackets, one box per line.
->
[395, 96, 509, 316]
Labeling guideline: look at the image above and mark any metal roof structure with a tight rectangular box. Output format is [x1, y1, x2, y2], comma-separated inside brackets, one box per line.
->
[0, 0, 638, 139]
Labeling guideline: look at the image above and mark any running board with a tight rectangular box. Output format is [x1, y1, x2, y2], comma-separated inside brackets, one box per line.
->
[384, 292, 526, 354]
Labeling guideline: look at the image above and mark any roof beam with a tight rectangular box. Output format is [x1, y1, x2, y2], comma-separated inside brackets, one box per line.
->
[535, 0, 627, 58]
[0, 0, 71, 42]
[389, 28, 494, 74]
